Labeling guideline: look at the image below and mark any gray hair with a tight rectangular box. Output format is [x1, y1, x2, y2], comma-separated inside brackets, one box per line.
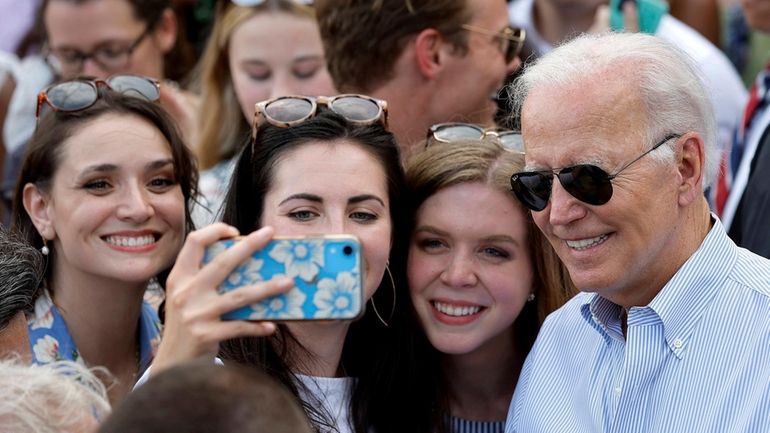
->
[0, 226, 43, 330]
[0, 358, 111, 433]
[510, 32, 719, 187]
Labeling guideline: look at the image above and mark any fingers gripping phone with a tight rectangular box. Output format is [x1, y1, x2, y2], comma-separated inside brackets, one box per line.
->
[610, 0, 669, 34]
[203, 234, 364, 321]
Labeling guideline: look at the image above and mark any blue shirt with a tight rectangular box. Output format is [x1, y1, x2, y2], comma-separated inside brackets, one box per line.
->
[506, 219, 770, 433]
[28, 289, 160, 375]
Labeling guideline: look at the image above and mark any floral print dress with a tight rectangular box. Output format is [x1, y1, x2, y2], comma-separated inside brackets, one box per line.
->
[27, 289, 161, 375]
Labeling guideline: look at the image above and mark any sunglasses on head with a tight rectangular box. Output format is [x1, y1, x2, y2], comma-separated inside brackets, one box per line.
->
[251, 94, 388, 142]
[462, 24, 526, 64]
[428, 123, 523, 152]
[36, 74, 160, 119]
[510, 134, 681, 211]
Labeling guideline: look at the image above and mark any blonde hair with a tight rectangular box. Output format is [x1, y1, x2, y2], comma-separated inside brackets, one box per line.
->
[0, 358, 111, 433]
[406, 140, 575, 324]
[194, 1, 315, 169]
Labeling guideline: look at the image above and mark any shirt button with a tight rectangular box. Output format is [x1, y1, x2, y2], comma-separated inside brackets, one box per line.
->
[614, 386, 622, 395]
[673, 338, 683, 349]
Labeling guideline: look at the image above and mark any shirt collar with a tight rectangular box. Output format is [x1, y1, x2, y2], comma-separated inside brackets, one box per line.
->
[580, 216, 736, 358]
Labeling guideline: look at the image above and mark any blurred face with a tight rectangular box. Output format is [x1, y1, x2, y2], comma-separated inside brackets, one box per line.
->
[408, 182, 532, 355]
[440, 0, 520, 125]
[261, 140, 392, 300]
[45, 0, 172, 79]
[741, 0, 770, 33]
[229, 11, 337, 122]
[520, 75, 681, 306]
[35, 113, 185, 285]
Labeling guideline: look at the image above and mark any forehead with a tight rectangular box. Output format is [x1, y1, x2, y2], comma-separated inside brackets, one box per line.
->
[467, 0, 510, 29]
[270, 140, 389, 198]
[520, 74, 647, 169]
[229, 11, 324, 58]
[45, 0, 143, 43]
[57, 113, 171, 170]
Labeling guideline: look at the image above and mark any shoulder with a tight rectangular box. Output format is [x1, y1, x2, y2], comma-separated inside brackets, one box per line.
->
[729, 248, 770, 299]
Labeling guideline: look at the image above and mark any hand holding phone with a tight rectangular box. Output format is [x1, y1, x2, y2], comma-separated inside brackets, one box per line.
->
[609, 0, 669, 34]
[203, 234, 365, 321]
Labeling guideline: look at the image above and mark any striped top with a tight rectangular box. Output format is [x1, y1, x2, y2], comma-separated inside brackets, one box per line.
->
[449, 416, 504, 433]
[505, 219, 770, 433]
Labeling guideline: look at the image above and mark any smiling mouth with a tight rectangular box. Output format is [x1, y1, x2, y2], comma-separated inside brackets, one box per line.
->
[432, 301, 483, 317]
[103, 234, 158, 248]
[565, 234, 608, 250]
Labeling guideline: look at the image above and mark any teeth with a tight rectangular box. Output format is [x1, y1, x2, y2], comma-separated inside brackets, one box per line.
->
[566, 235, 608, 250]
[105, 235, 156, 247]
[433, 302, 481, 317]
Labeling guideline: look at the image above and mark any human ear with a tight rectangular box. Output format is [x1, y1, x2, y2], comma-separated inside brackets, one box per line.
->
[414, 28, 444, 80]
[152, 8, 178, 54]
[675, 133, 705, 206]
[23, 183, 56, 241]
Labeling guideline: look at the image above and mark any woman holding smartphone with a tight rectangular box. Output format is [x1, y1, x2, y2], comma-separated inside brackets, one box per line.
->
[369, 135, 574, 433]
[12, 77, 198, 405]
[151, 94, 407, 433]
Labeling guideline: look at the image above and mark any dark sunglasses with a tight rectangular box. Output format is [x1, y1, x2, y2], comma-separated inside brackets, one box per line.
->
[428, 122, 523, 151]
[462, 24, 526, 63]
[251, 94, 388, 142]
[510, 134, 681, 211]
[36, 74, 160, 119]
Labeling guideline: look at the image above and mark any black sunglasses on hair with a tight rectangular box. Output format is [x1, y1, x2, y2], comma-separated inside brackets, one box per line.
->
[510, 134, 681, 211]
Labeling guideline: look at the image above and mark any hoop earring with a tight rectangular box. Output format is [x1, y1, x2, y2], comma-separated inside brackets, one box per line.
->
[371, 263, 396, 327]
[40, 239, 50, 256]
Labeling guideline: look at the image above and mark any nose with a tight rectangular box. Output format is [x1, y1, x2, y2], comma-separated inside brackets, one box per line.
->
[81, 58, 110, 79]
[269, 73, 294, 100]
[439, 250, 478, 288]
[548, 178, 587, 227]
[115, 184, 154, 223]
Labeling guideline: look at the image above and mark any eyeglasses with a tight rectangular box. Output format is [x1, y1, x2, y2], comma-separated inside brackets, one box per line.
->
[36, 74, 160, 119]
[252, 94, 388, 142]
[428, 123, 523, 151]
[510, 134, 681, 211]
[461, 24, 525, 64]
[45, 26, 153, 76]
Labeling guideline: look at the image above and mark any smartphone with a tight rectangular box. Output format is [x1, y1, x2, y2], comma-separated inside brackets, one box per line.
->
[202, 234, 364, 321]
[609, 0, 669, 34]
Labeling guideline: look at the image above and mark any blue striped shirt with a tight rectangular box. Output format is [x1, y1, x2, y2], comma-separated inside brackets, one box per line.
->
[505, 219, 770, 433]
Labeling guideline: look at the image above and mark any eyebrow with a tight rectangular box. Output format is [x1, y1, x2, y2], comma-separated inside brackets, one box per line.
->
[279, 193, 385, 207]
[78, 158, 174, 176]
[414, 225, 521, 247]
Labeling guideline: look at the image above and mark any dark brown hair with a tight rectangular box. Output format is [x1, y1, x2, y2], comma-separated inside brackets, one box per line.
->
[315, 0, 471, 93]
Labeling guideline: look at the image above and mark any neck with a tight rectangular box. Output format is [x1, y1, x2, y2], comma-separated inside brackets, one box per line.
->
[441, 328, 521, 421]
[612, 203, 713, 308]
[285, 321, 351, 377]
[48, 262, 146, 404]
[534, 0, 597, 45]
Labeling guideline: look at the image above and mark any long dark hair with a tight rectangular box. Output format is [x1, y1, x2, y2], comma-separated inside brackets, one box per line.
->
[11, 88, 198, 288]
[218, 109, 408, 433]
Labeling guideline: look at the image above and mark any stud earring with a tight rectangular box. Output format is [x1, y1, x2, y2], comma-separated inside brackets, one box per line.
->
[527, 293, 535, 302]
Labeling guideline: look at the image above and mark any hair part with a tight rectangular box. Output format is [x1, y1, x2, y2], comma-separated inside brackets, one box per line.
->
[510, 32, 718, 187]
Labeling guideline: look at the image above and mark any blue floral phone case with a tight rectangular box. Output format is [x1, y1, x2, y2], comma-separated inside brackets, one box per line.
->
[203, 235, 364, 321]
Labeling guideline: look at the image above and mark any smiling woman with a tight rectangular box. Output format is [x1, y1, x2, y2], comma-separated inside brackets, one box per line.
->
[11, 85, 198, 406]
